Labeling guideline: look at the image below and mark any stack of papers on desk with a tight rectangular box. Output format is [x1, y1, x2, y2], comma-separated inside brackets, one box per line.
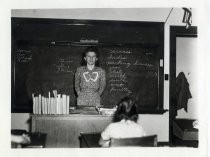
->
[97, 107, 117, 115]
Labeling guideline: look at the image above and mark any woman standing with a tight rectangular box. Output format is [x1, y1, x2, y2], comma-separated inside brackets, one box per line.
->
[74, 46, 106, 107]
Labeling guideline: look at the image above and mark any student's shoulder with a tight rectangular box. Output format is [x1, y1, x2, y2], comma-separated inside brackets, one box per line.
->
[134, 123, 145, 131]
[106, 122, 121, 129]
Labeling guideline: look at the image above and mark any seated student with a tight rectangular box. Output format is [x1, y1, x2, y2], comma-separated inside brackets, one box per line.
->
[11, 134, 31, 148]
[99, 96, 146, 147]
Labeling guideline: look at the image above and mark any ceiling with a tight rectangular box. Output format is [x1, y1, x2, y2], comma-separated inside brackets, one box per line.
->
[12, 8, 172, 22]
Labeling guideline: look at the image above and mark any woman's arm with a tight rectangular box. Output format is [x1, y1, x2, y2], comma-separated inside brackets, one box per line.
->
[99, 69, 106, 96]
[75, 67, 81, 95]
[98, 124, 111, 147]
[99, 137, 110, 147]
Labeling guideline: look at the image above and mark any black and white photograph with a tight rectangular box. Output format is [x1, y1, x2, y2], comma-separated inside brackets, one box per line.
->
[0, 1, 209, 157]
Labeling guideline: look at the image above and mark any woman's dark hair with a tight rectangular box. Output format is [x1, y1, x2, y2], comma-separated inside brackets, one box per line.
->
[80, 46, 99, 66]
[113, 96, 138, 123]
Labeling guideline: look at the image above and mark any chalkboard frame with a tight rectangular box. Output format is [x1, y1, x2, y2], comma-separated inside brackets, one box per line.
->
[11, 17, 165, 114]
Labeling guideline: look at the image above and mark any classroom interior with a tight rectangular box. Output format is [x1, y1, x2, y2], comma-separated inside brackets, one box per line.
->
[11, 8, 198, 148]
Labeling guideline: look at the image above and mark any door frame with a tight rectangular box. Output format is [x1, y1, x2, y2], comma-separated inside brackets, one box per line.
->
[169, 26, 197, 144]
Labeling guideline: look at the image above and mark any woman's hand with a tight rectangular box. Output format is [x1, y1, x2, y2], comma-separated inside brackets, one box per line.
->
[99, 137, 110, 147]
[21, 134, 31, 144]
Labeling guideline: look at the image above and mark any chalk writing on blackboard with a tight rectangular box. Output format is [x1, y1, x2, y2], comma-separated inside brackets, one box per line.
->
[108, 54, 127, 60]
[53, 57, 74, 74]
[108, 68, 127, 80]
[80, 38, 98, 43]
[133, 60, 154, 67]
[106, 60, 132, 68]
[109, 50, 132, 54]
[16, 49, 32, 63]
[108, 70, 132, 94]
[105, 49, 133, 95]
[106, 50, 132, 68]
[107, 66, 131, 95]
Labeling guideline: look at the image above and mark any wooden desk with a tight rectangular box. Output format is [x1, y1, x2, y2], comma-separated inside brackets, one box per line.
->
[23, 133, 47, 148]
[31, 114, 112, 148]
[11, 132, 47, 148]
[172, 119, 198, 147]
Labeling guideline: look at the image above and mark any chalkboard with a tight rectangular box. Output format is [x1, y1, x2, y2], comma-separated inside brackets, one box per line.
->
[12, 18, 164, 113]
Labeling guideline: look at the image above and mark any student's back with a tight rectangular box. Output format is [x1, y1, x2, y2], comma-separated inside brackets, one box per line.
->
[101, 119, 145, 140]
[99, 96, 146, 147]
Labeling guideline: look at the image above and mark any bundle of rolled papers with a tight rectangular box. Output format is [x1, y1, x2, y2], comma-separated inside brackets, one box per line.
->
[193, 120, 199, 129]
[96, 106, 117, 115]
[32, 90, 70, 115]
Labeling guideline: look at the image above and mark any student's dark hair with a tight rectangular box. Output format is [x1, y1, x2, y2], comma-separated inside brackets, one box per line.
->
[81, 46, 99, 66]
[113, 96, 139, 123]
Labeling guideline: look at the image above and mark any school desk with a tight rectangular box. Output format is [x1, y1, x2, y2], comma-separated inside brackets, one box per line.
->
[31, 114, 112, 148]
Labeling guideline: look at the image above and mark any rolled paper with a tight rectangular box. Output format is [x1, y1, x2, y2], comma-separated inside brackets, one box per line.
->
[63, 95, 66, 114]
[32, 94, 35, 114]
[57, 94, 61, 114]
[67, 95, 70, 114]
[38, 94, 41, 115]
[48, 92, 51, 114]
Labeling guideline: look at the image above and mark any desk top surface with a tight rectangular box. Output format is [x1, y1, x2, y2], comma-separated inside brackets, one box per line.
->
[31, 108, 114, 117]
[31, 114, 113, 117]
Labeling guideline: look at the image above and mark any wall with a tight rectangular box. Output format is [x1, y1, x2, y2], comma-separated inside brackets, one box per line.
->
[166, 8, 198, 120]
[176, 37, 198, 119]
[11, 8, 197, 142]
[11, 113, 31, 131]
